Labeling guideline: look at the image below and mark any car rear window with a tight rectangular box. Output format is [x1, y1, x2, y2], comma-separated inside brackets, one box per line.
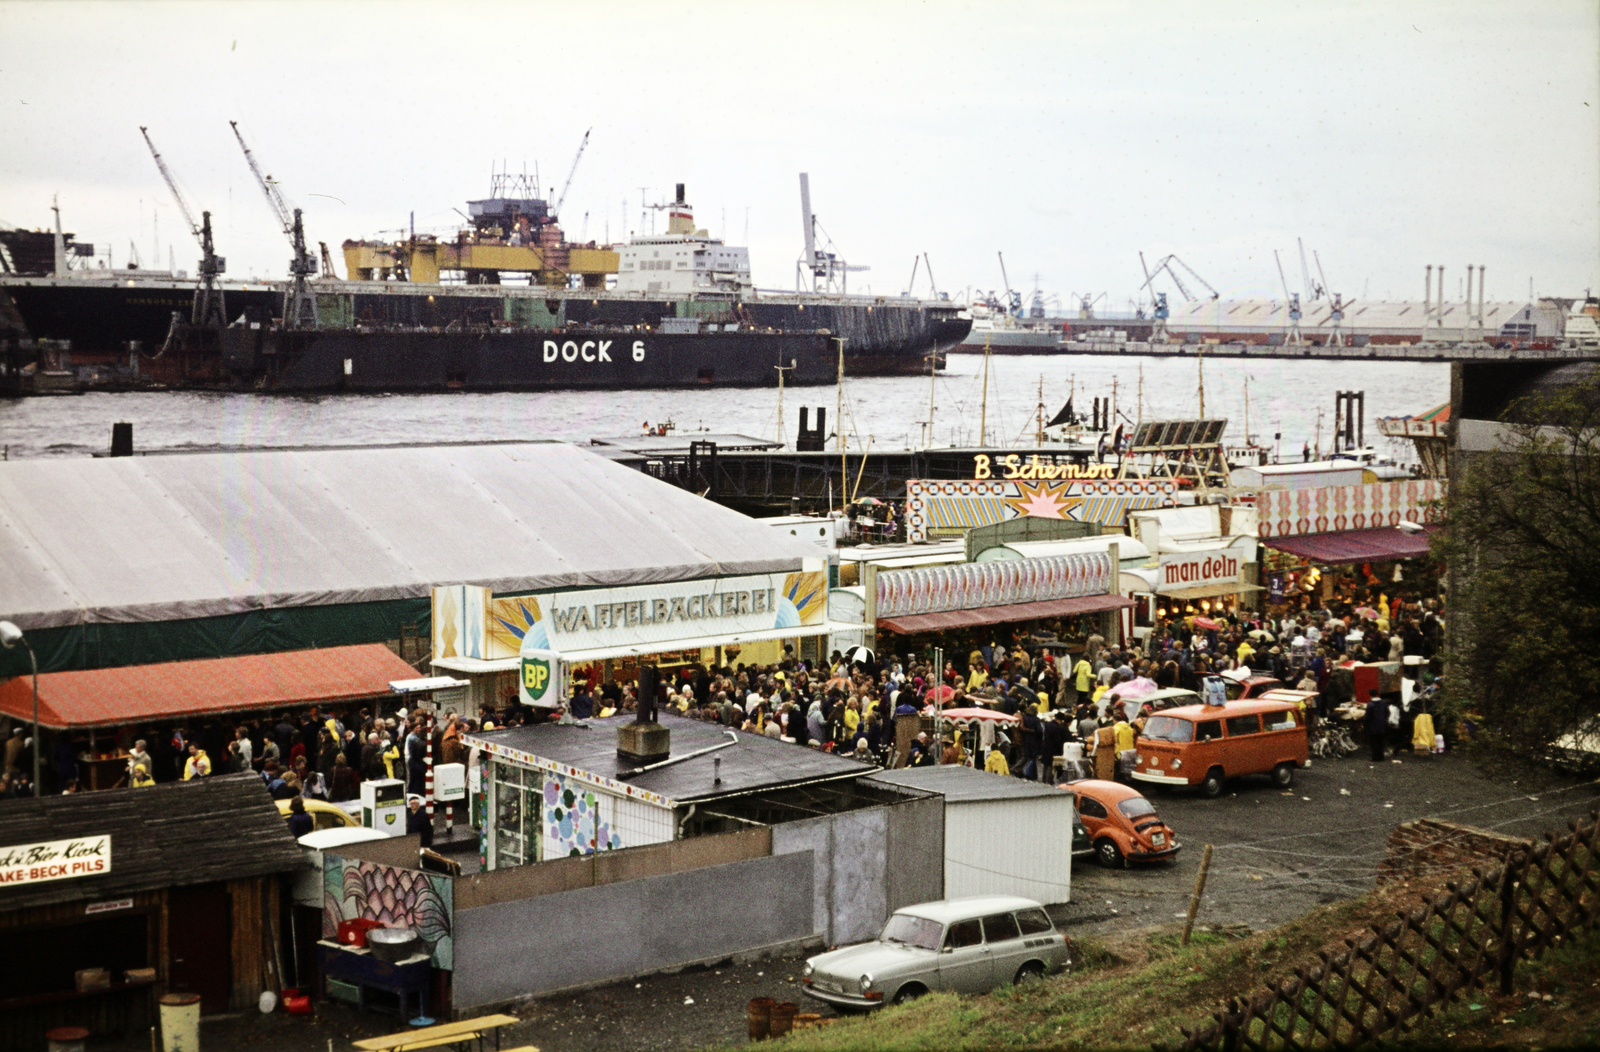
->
[982, 912, 1021, 943]
[1016, 908, 1053, 936]
[1117, 796, 1157, 820]
[881, 913, 942, 950]
[946, 919, 983, 949]
[1226, 714, 1262, 736]
[1142, 716, 1193, 742]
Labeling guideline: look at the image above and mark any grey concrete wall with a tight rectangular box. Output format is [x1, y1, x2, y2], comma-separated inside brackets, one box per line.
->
[770, 793, 943, 946]
[453, 850, 814, 1010]
[883, 791, 945, 914]
[455, 828, 770, 910]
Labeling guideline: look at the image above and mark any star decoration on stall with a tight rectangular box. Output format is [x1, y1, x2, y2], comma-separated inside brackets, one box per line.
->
[1002, 481, 1085, 521]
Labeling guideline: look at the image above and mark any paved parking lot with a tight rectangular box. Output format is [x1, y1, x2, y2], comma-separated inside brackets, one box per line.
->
[1058, 750, 1600, 937]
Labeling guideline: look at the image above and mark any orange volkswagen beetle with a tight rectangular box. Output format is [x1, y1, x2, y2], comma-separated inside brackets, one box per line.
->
[1057, 779, 1180, 868]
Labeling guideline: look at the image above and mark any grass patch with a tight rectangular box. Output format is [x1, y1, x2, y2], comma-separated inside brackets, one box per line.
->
[743, 890, 1474, 1051]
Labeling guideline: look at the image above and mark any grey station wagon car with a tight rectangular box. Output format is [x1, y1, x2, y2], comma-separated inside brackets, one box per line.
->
[800, 895, 1072, 1008]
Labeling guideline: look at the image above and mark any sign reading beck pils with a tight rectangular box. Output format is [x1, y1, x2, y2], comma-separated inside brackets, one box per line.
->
[0, 835, 111, 887]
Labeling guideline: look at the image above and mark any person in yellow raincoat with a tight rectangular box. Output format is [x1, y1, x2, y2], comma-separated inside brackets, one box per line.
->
[182, 744, 211, 780]
[984, 745, 1010, 776]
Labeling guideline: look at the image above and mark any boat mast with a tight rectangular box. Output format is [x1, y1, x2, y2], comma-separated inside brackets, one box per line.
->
[774, 360, 792, 449]
[926, 344, 937, 448]
[979, 334, 992, 445]
[1196, 347, 1207, 418]
[1243, 377, 1252, 445]
[838, 340, 846, 512]
[1035, 375, 1045, 444]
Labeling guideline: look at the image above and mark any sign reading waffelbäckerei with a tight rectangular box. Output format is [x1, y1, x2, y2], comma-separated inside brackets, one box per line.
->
[0, 835, 112, 887]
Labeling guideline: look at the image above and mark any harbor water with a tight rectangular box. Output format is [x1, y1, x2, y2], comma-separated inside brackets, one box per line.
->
[0, 356, 1449, 464]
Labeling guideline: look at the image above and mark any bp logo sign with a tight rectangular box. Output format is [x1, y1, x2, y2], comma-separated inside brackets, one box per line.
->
[518, 645, 565, 709]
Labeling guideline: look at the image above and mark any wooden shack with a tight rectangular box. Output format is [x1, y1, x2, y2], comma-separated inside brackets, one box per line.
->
[0, 773, 301, 1046]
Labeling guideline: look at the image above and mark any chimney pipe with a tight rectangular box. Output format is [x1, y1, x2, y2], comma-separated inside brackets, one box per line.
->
[1424, 264, 1432, 335]
[1477, 265, 1486, 342]
[1436, 266, 1445, 332]
[675, 183, 685, 205]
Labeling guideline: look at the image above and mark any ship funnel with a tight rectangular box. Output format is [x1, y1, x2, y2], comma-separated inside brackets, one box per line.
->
[676, 183, 686, 205]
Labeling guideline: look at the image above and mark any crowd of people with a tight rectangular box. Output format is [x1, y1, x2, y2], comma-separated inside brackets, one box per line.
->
[0, 583, 1449, 817]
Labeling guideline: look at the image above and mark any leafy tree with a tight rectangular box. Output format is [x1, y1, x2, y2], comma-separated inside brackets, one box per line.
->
[1434, 372, 1600, 761]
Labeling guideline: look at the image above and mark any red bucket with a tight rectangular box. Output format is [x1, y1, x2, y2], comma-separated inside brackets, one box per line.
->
[337, 918, 384, 947]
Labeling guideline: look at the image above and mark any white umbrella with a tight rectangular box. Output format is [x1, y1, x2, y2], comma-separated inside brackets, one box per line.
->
[844, 645, 875, 666]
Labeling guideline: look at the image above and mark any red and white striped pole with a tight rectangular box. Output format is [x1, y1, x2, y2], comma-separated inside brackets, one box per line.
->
[424, 711, 435, 823]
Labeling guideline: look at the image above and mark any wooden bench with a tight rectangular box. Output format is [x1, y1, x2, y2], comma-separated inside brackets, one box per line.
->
[352, 1013, 522, 1052]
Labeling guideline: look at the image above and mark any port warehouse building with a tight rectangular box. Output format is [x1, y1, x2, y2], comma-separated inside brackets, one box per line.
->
[0, 441, 827, 714]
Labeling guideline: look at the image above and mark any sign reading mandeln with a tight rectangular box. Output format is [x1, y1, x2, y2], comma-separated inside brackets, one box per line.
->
[0, 835, 111, 887]
[1159, 551, 1242, 589]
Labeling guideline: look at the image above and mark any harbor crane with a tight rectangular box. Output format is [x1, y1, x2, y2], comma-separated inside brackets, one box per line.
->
[996, 252, 1022, 317]
[796, 173, 868, 294]
[1136, 252, 1220, 303]
[1274, 250, 1304, 346]
[1138, 252, 1173, 342]
[1073, 292, 1107, 319]
[552, 127, 590, 221]
[138, 126, 226, 343]
[229, 120, 318, 329]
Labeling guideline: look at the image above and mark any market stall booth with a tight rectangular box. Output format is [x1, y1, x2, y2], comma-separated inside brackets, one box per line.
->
[0, 644, 426, 792]
[865, 547, 1132, 671]
[428, 557, 830, 714]
[0, 774, 301, 1045]
[1254, 480, 1444, 614]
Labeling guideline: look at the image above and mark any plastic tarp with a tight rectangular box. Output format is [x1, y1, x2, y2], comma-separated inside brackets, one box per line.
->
[0, 442, 818, 632]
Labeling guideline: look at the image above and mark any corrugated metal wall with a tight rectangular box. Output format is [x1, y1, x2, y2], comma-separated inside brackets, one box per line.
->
[944, 795, 1074, 904]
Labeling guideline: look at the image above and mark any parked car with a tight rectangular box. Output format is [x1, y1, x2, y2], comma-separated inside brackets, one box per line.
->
[800, 895, 1071, 1009]
[276, 797, 363, 831]
[1131, 697, 1309, 797]
[1225, 675, 1285, 701]
[1119, 687, 1202, 721]
[1058, 778, 1180, 868]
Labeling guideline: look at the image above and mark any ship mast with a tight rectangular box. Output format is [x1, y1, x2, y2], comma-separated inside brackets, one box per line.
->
[838, 340, 846, 513]
[1034, 375, 1045, 444]
[979, 334, 992, 445]
[1196, 346, 1207, 418]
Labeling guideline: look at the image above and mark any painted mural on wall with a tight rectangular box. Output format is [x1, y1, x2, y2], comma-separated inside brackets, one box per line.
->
[1256, 480, 1442, 539]
[903, 478, 1178, 543]
[876, 551, 1114, 618]
[323, 855, 454, 970]
[544, 769, 621, 856]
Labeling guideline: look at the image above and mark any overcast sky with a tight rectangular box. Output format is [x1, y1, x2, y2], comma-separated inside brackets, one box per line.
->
[2, 0, 1596, 308]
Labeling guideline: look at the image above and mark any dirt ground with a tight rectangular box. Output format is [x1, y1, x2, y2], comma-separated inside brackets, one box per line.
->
[96, 750, 1600, 1052]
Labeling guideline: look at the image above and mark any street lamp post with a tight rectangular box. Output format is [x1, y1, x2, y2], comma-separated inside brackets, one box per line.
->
[0, 621, 40, 795]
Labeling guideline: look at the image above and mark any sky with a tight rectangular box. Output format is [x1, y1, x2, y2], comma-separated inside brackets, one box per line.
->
[1, 0, 1596, 309]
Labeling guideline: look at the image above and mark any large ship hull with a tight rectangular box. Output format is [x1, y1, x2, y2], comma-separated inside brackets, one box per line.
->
[226, 327, 845, 391]
[0, 277, 968, 387]
[950, 325, 1064, 354]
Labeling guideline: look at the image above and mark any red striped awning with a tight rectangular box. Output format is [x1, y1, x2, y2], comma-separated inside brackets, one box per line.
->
[0, 644, 422, 730]
[1261, 525, 1439, 565]
[878, 593, 1132, 634]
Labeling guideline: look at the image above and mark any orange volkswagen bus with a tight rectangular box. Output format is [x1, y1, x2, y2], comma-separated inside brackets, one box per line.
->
[1131, 695, 1309, 798]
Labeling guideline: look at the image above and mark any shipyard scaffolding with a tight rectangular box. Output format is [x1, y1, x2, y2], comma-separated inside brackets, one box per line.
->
[1120, 419, 1232, 489]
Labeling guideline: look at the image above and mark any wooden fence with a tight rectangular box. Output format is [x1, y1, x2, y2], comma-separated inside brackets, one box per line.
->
[1164, 809, 1600, 1051]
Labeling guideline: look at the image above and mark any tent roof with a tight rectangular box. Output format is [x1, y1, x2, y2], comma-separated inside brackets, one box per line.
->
[1261, 525, 1439, 565]
[0, 442, 817, 631]
[0, 643, 424, 730]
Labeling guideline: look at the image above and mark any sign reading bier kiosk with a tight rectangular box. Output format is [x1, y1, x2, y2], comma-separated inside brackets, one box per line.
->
[0, 835, 111, 887]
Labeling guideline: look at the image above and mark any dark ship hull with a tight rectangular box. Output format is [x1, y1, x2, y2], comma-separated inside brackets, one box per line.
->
[1, 278, 967, 390]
